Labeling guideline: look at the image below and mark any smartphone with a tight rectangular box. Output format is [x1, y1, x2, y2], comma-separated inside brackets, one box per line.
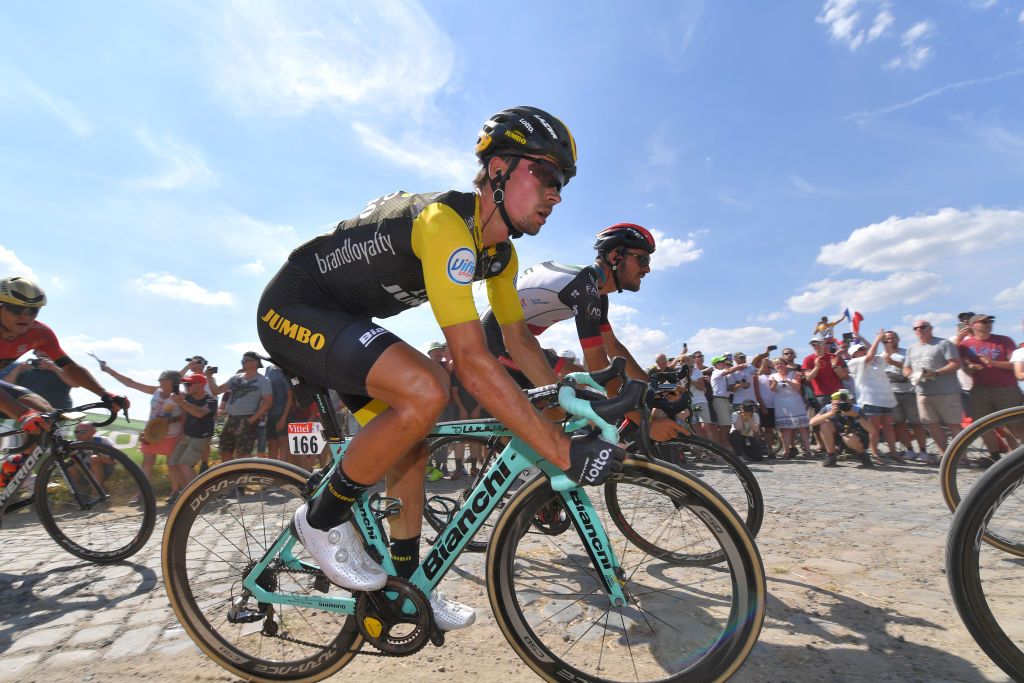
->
[841, 332, 854, 343]
[207, 366, 219, 374]
[767, 345, 777, 352]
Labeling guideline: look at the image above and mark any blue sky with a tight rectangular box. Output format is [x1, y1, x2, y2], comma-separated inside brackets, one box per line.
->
[2, 0, 1023, 411]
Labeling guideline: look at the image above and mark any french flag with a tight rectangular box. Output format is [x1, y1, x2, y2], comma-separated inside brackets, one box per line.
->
[852, 311, 864, 335]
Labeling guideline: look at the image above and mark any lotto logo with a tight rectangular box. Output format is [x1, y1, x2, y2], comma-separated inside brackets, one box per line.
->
[446, 247, 476, 285]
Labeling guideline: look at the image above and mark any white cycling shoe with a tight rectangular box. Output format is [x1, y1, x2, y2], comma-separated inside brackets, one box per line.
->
[429, 590, 476, 631]
[292, 503, 388, 592]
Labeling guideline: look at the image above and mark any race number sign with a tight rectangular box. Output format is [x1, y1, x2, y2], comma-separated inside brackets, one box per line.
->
[288, 422, 324, 456]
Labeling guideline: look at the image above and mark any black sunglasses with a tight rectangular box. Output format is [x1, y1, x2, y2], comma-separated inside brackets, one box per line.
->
[4, 304, 39, 316]
[521, 157, 565, 192]
[625, 251, 651, 267]
[913, 324, 931, 331]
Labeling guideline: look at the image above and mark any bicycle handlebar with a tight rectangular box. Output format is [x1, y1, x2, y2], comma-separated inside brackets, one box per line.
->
[0, 401, 122, 439]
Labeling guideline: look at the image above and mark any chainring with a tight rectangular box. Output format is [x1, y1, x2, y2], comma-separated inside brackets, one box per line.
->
[354, 577, 432, 656]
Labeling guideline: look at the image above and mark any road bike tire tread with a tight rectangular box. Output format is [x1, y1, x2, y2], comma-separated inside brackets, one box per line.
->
[161, 458, 361, 683]
[946, 445, 1024, 681]
[34, 441, 156, 563]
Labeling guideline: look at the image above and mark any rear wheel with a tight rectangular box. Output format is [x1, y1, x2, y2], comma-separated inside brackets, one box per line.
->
[34, 441, 156, 563]
[162, 459, 360, 682]
[946, 445, 1024, 680]
[487, 458, 766, 682]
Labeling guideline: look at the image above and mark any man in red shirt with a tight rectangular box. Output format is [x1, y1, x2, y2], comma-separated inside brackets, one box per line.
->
[802, 335, 849, 406]
[959, 314, 1023, 464]
[0, 277, 129, 432]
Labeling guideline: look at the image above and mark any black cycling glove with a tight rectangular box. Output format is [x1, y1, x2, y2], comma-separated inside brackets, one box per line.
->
[566, 430, 625, 486]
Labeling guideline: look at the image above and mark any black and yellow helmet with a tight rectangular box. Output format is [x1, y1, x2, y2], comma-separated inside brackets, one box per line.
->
[475, 106, 577, 184]
[0, 276, 46, 308]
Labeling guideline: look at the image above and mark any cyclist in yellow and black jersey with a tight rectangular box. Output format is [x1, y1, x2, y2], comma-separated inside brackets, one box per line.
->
[258, 106, 625, 632]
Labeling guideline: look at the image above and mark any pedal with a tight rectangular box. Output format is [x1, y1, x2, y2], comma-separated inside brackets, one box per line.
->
[429, 626, 445, 648]
[368, 492, 403, 520]
[313, 573, 331, 594]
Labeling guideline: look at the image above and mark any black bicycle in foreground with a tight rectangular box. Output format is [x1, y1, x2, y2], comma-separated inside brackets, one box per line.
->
[0, 401, 156, 563]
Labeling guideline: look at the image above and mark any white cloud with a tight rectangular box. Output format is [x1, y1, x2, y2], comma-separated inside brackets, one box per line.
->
[608, 302, 639, 317]
[211, 211, 304, 268]
[210, 0, 453, 118]
[816, 0, 893, 51]
[645, 127, 679, 169]
[902, 312, 955, 326]
[786, 271, 946, 314]
[995, 280, 1024, 306]
[816, 207, 1024, 272]
[132, 129, 217, 190]
[0, 64, 91, 136]
[847, 69, 1024, 122]
[133, 273, 235, 306]
[688, 326, 792, 356]
[1019, 9, 1024, 23]
[0, 244, 38, 281]
[649, 228, 702, 270]
[60, 334, 145, 363]
[886, 20, 934, 70]
[351, 122, 475, 188]
[791, 174, 844, 197]
[754, 311, 788, 322]
[235, 260, 266, 276]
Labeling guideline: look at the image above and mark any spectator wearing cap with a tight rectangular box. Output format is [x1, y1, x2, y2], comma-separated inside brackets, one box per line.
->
[100, 363, 183, 493]
[802, 335, 849, 409]
[881, 330, 930, 459]
[753, 357, 776, 456]
[903, 319, 962, 461]
[809, 389, 877, 468]
[729, 400, 763, 462]
[166, 374, 219, 503]
[687, 351, 714, 440]
[262, 363, 294, 463]
[555, 349, 582, 377]
[959, 314, 1023, 465]
[207, 351, 273, 463]
[709, 355, 748, 447]
[727, 347, 772, 410]
[846, 330, 903, 463]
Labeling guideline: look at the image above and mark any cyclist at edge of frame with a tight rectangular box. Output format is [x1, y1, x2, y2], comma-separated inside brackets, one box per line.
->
[256, 106, 627, 632]
[480, 222, 688, 443]
[0, 276, 130, 437]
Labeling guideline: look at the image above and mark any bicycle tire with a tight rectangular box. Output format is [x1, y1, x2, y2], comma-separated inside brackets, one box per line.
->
[946, 445, 1024, 680]
[34, 441, 156, 563]
[162, 459, 361, 682]
[940, 405, 1024, 530]
[424, 436, 506, 553]
[487, 457, 766, 683]
[647, 435, 764, 539]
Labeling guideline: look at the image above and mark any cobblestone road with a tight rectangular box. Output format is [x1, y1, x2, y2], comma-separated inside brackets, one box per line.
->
[0, 455, 1017, 682]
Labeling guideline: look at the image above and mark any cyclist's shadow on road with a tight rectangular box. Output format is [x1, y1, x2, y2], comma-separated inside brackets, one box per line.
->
[736, 574, 995, 682]
[0, 560, 157, 655]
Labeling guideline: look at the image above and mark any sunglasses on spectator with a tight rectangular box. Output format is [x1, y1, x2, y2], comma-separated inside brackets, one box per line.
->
[693, 353, 703, 357]
[782, 351, 795, 355]
[625, 251, 651, 267]
[3, 304, 39, 317]
[913, 324, 931, 330]
[519, 157, 565, 192]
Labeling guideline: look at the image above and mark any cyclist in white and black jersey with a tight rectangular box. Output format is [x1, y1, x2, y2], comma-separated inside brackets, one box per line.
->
[482, 223, 687, 442]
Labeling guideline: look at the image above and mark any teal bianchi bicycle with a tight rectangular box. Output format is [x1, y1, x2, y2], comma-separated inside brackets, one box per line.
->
[162, 359, 766, 682]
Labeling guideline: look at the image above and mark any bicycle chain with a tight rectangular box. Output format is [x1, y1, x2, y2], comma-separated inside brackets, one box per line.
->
[244, 565, 417, 658]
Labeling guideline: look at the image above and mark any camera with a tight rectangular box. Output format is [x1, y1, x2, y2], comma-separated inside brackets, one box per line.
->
[841, 332, 854, 343]
[958, 312, 975, 323]
[767, 345, 777, 352]
[838, 401, 852, 412]
[742, 404, 755, 413]
[26, 358, 41, 368]
[207, 366, 218, 374]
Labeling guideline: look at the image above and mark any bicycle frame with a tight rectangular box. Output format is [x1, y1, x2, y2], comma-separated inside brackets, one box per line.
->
[239, 418, 629, 613]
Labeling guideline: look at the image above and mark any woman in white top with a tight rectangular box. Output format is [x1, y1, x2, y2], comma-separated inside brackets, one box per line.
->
[846, 330, 903, 463]
[771, 358, 812, 458]
[754, 358, 776, 457]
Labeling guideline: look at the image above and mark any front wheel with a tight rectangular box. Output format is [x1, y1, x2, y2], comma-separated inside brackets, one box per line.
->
[162, 459, 361, 682]
[487, 458, 766, 683]
[34, 441, 156, 563]
[946, 445, 1024, 680]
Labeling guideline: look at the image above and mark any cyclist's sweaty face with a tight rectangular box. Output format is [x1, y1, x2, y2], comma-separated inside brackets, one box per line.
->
[502, 156, 562, 238]
[0, 305, 37, 336]
[615, 250, 651, 292]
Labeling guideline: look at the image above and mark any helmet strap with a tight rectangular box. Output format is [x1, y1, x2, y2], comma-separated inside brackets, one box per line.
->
[490, 157, 522, 239]
[608, 248, 625, 294]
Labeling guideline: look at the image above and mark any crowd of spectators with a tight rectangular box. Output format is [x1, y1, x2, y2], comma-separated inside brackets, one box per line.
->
[652, 312, 1024, 469]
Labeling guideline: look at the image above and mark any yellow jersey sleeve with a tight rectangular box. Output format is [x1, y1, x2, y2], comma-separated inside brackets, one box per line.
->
[411, 202, 482, 328]
[487, 244, 524, 326]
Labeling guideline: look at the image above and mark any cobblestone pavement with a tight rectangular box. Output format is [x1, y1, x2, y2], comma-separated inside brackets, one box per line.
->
[0, 455, 1017, 682]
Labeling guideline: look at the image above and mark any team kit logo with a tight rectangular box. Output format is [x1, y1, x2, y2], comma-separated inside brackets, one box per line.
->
[447, 247, 476, 284]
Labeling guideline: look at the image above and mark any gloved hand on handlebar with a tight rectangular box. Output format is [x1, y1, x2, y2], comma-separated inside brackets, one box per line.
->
[18, 410, 49, 434]
[102, 393, 130, 413]
[566, 430, 625, 486]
